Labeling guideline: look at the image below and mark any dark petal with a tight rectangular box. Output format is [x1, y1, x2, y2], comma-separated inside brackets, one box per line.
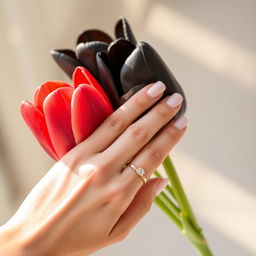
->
[96, 52, 120, 109]
[115, 16, 137, 46]
[51, 49, 81, 78]
[76, 41, 109, 81]
[120, 41, 186, 119]
[76, 29, 113, 45]
[107, 38, 135, 90]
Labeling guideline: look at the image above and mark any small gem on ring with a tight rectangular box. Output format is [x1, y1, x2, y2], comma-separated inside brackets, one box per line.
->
[136, 167, 145, 176]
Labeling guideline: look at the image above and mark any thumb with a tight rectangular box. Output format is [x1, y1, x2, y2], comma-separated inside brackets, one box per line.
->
[108, 177, 169, 241]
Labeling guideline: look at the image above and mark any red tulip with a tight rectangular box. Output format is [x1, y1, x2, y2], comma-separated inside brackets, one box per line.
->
[21, 66, 114, 160]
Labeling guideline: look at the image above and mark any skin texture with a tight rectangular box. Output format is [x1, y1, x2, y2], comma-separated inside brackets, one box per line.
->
[0, 82, 187, 256]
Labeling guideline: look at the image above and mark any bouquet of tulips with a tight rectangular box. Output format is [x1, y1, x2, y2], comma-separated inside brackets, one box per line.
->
[21, 17, 213, 256]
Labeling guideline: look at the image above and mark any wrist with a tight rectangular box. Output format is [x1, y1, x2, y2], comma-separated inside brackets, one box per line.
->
[0, 223, 45, 256]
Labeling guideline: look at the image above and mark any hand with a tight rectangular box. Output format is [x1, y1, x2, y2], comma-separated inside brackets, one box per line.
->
[0, 81, 187, 256]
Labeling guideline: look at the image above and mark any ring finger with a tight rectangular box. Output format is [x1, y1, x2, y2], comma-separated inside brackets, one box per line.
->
[121, 116, 187, 194]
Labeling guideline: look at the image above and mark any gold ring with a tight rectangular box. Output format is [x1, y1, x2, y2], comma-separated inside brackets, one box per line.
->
[128, 164, 147, 184]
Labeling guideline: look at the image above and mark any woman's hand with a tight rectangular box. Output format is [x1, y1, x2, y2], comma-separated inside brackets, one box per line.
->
[0, 81, 187, 256]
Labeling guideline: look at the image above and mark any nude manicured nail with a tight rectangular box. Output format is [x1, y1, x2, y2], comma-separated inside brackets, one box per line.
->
[147, 81, 166, 97]
[154, 179, 169, 197]
[166, 93, 183, 108]
[173, 116, 188, 130]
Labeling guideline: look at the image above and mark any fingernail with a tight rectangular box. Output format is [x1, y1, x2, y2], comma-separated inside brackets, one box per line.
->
[154, 179, 169, 197]
[166, 93, 183, 108]
[147, 81, 166, 97]
[173, 116, 188, 130]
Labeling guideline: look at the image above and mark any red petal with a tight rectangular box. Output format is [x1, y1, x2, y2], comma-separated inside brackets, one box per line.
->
[34, 81, 71, 113]
[43, 87, 76, 158]
[72, 66, 113, 109]
[20, 101, 59, 160]
[72, 84, 114, 144]
[33, 86, 40, 105]
[72, 66, 90, 87]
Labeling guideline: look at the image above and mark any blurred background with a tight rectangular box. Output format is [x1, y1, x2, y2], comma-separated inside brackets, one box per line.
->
[0, 0, 255, 255]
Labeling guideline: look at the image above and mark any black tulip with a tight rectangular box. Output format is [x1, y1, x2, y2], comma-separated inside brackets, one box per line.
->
[50, 16, 186, 119]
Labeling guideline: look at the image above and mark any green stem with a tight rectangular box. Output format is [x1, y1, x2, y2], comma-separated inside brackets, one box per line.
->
[153, 195, 182, 230]
[155, 195, 213, 255]
[186, 231, 213, 256]
[162, 155, 201, 232]
[162, 155, 214, 255]
[193, 242, 213, 256]
[190, 239, 213, 256]
[166, 184, 178, 202]
[159, 192, 181, 220]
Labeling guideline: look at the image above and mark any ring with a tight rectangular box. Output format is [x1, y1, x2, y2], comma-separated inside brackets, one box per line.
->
[122, 163, 147, 184]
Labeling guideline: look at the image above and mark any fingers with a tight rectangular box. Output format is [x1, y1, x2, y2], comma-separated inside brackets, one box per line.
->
[108, 178, 168, 242]
[101, 93, 184, 173]
[74, 82, 166, 154]
[120, 116, 187, 192]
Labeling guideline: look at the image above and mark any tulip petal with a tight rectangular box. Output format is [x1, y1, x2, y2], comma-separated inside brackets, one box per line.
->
[120, 41, 186, 118]
[120, 44, 149, 93]
[43, 87, 76, 158]
[76, 29, 113, 45]
[76, 41, 109, 80]
[96, 52, 120, 109]
[34, 81, 71, 113]
[115, 17, 137, 46]
[72, 84, 113, 144]
[72, 66, 113, 109]
[20, 101, 58, 160]
[33, 87, 40, 106]
[107, 38, 135, 89]
[51, 49, 81, 78]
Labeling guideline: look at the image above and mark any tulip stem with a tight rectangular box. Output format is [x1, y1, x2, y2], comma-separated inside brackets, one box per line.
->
[162, 155, 201, 232]
[160, 155, 214, 256]
[158, 192, 181, 220]
[154, 193, 213, 256]
[153, 195, 182, 229]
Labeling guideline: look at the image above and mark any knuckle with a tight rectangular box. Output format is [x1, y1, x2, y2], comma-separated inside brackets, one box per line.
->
[96, 157, 112, 171]
[85, 155, 113, 184]
[105, 113, 126, 133]
[166, 125, 179, 139]
[128, 124, 148, 143]
[132, 94, 149, 108]
[154, 104, 171, 118]
[106, 183, 129, 202]
[87, 166, 106, 185]
[148, 148, 163, 163]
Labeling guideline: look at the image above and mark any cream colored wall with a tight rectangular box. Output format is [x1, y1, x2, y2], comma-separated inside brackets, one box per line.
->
[0, 0, 255, 255]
